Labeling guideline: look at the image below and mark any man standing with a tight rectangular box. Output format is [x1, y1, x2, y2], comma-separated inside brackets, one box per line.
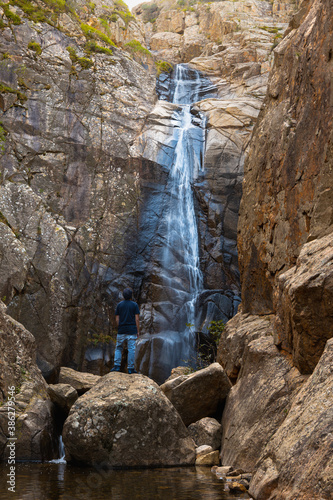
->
[111, 288, 140, 374]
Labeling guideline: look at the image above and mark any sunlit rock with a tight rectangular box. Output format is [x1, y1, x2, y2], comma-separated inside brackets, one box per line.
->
[160, 362, 231, 426]
[63, 372, 196, 467]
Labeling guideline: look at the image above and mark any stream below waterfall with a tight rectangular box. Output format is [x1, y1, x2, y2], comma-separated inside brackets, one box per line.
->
[0, 463, 249, 499]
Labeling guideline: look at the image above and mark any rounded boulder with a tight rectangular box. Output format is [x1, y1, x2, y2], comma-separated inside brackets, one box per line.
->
[63, 372, 196, 467]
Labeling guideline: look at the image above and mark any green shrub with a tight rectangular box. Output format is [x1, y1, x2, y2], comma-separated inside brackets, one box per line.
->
[141, 2, 160, 23]
[0, 3, 21, 24]
[87, 333, 115, 346]
[124, 39, 151, 56]
[109, 13, 118, 22]
[81, 23, 117, 47]
[0, 82, 27, 102]
[88, 1, 96, 12]
[85, 40, 113, 56]
[114, 9, 135, 24]
[155, 60, 173, 76]
[28, 41, 42, 55]
[0, 124, 7, 151]
[113, 0, 128, 12]
[78, 57, 93, 69]
[66, 46, 78, 63]
[207, 320, 225, 343]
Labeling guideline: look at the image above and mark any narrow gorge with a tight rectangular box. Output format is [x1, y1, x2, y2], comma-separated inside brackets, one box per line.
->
[0, 0, 332, 499]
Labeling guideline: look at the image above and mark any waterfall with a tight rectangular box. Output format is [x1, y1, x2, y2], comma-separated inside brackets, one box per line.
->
[49, 435, 66, 464]
[137, 64, 217, 382]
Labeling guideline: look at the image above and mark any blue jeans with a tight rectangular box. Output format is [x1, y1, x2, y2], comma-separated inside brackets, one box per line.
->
[113, 334, 137, 370]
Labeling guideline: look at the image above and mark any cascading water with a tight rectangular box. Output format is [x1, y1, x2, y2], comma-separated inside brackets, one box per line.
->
[137, 64, 217, 382]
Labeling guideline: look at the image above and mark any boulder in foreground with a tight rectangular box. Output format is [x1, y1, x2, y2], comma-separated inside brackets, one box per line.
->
[160, 363, 231, 426]
[63, 372, 196, 467]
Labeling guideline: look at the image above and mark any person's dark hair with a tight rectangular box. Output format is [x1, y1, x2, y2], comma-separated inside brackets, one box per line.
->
[123, 288, 133, 300]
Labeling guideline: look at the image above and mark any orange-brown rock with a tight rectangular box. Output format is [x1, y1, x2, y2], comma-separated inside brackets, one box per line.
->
[238, 0, 333, 315]
[220, 320, 305, 472]
[249, 338, 333, 500]
[275, 233, 333, 374]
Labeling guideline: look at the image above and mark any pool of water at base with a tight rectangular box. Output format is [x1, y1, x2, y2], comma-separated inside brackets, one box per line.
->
[0, 463, 250, 500]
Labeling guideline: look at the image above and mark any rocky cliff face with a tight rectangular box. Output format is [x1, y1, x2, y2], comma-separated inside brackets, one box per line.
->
[218, 1, 333, 498]
[0, 0, 296, 382]
[0, 0, 157, 380]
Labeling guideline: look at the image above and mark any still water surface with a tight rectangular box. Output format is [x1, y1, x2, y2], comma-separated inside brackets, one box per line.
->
[0, 463, 249, 500]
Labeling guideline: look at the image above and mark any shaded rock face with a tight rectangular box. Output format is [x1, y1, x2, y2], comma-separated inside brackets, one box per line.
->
[0, 5, 162, 379]
[215, 1, 333, 499]
[238, 0, 333, 315]
[63, 372, 196, 467]
[219, 315, 305, 472]
[249, 338, 333, 500]
[0, 302, 56, 461]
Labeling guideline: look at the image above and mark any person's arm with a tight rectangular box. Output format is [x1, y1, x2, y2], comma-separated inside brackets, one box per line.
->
[116, 315, 119, 326]
[135, 314, 140, 337]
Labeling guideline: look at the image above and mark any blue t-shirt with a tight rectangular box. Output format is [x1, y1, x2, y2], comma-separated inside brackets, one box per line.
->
[115, 300, 140, 335]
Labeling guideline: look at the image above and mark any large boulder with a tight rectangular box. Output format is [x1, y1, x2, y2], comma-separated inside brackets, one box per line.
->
[220, 325, 305, 472]
[160, 363, 231, 426]
[58, 367, 101, 395]
[217, 312, 276, 382]
[0, 302, 56, 461]
[250, 338, 333, 500]
[62, 372, 196, 467]
[275, 232, 333, 374]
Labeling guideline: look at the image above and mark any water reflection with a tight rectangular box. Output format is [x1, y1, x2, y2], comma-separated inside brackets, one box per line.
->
[0, 464, 249, 500]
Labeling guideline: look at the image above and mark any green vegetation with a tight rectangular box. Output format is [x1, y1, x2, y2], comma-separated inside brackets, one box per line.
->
[183, 320, 225, 372]
[78, 56, 93, 69]
[0, 210, 10, 224]
[85, 40, 113, 56]
[0, 124, 7, 151]
[155, 60, 173, 76]
[140, 2, 160, 23]
[124, 39, 151, 56]
[81, 23, 117, 47]
[66, 47, 94, 69]
[87, 332, 115, 346]
[259, 25, 281, 34]
[0, 82, 27, 102]
[28, 40, 42, 55]
[272, 33, 283, 48]
[207, 319, 225, 344]
[66, 46, 78, 63]
[0, 3, 22, 24]
[88, 1, 96, 12]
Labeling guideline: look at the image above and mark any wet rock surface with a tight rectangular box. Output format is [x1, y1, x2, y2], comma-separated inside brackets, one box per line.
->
[63, 372, 196, 467]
